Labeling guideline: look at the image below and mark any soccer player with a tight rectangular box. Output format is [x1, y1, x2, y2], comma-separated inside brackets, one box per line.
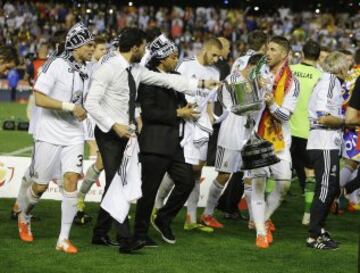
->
[306, 51, 348, 250]
[231, 30, 267, 73]
[17, 23, 95, 254]
[288, 40, 322, 225]
[75, 37, 108, 225]
[248, 36, 299, 248]
[155, 38, 222, 232]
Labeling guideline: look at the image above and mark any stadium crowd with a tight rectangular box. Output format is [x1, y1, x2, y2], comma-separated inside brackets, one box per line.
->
[0, 0, 360, 255]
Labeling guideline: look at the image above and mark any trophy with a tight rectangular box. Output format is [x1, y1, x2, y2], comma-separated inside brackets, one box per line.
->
[219, 68, 280, 170]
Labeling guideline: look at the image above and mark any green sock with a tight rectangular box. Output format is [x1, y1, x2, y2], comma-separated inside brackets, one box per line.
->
[304, 177, 316, 213]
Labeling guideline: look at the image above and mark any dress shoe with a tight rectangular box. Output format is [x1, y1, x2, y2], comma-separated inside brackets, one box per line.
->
[92, 235, 119, 247]
[118, 239, 145, 254]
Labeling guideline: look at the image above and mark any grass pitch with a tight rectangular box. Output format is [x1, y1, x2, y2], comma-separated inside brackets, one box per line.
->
[0, 102, 359, 273]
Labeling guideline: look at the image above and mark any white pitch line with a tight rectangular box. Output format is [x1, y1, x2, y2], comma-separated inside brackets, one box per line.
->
[3, 146, 33, 156]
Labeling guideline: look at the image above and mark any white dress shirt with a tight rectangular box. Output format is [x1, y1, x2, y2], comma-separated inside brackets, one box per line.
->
[85, 51, 199, 133]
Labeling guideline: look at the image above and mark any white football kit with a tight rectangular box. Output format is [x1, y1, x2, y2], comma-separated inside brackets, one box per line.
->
[31, 57, 91, 184]
[176, 57, 220, 164]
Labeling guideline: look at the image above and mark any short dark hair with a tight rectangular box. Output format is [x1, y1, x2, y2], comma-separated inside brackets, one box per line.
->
[0, 46, 18, 65]
[339, 49, 353, 56]
[145, 27, 161, 43]
[118, 27, 146, 52]
[94, 37, 107, 45]
[269, 36, 291, 53]
[320, 46, 330, 53]
[248, 31, 267, 51]
[247, 54, 264, 66]
[302, 40, 320, 61]
[355, 48, 360, 65]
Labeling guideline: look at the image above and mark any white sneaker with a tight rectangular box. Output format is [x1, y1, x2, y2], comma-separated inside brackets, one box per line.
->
[302, 212, 310, 225]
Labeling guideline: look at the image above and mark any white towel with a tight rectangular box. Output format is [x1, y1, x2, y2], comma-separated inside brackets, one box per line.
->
[100, 137, 142, 223]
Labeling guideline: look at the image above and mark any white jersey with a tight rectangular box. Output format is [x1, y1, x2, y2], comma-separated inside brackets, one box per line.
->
[217, 72, 250, 150]
[34, 57, 91, 145]
[176, 56, 220, 112]
[307, 73, 344, 150]
[231, 50, 256, 74]
[254, 67, 300, 161]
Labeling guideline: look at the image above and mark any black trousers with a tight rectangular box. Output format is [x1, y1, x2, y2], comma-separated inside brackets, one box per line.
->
[308, 150, 340, 238]
[134, 148, 194, 239]
[216, 172, 244, 214]
[290, 136, 312, 192]
[93, 126, 131, 241]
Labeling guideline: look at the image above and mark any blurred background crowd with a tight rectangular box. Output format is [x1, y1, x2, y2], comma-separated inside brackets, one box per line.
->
[0, 0, 359, 97]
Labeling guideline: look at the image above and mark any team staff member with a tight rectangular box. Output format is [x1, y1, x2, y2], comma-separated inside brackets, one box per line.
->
[84, 27, 219, 254]
[134, 35, 199, 246]
[306, 51, 348, 250]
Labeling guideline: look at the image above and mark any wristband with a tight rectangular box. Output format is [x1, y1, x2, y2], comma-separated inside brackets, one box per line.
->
[62, 102, 75, 112]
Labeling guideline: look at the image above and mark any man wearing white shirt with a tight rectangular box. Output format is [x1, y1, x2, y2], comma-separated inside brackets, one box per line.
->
[17, 23, 95, 254]
[85, 27, 219, 254]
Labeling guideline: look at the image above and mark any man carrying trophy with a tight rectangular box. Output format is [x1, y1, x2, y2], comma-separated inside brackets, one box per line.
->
[246, 36, 300, 249]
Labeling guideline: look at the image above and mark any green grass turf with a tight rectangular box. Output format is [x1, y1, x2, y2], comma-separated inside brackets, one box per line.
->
[0, 102, 89, 157]
[0, 187, 358, 273]
[0, 102, 32, 155]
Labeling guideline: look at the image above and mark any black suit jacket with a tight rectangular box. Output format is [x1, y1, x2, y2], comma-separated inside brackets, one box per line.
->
[137, 68, 187, 157]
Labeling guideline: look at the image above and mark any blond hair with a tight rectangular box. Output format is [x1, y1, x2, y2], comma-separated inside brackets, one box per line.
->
[321, 51, 348, 75]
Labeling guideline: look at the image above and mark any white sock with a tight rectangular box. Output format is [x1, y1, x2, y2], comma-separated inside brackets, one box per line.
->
[79, 164, 101, 199]
[59, 190, 77, 241]
[19, 186, 40, 220]
[186, 179, 200, 223]
[154, 173, 175, 209]
[251, 177, 267, 236]
[244, 183, 253, 222]
[265, 180, 291, 220]
[349, 189, 360, 204]
[339, 166, 353, 187]
[16, 167, 33, 211]
[203, 179, 224, 216]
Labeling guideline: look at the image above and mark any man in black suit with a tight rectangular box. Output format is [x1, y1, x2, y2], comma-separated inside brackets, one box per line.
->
[134, 35, 199, 246]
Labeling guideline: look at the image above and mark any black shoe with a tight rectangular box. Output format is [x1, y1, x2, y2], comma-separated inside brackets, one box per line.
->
[74, 211, 92, 225]
[119, 239, 146, 254]
[320, 231, 341, 246]
[306, 237, 338, 250]
[143, 236, 158, 248]
[151, 217, 176, 244]
[92, 235, 120, 247]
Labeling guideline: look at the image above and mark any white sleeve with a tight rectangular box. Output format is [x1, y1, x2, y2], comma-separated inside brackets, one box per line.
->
[313, 75, 335, 113]
[84, 63, 116, 133]
[138, 66, 198, 95]
[269, 77, 300, 122]
[33, 60, 58, 95]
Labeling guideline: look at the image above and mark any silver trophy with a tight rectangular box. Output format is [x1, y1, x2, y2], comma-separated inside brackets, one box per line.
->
[219, 70, 280, 170]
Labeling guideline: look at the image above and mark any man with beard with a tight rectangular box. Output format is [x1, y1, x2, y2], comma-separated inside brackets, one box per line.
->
[85, 27, 219, 254]
[17, 23, 95, 254]
[248, 36, 299, 248]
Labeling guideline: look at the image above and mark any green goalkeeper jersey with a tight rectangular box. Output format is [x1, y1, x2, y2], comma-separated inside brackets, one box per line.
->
[290, 63, 322, 139]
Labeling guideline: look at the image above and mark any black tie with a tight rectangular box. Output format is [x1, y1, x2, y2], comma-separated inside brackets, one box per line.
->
[126, 66, 136, 125]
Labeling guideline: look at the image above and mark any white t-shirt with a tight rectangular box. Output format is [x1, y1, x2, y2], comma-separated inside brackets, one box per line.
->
[307, 73, 344, 150]
[34, 58, 90, 145]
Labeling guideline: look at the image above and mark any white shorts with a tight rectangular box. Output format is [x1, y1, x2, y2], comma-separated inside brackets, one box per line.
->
[84, 117, 96, 141]
[30, 141, 84, 184]
[215, 146, 242, 173]
[246, 158, 292, 181]
[183, 141, 208, 165]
